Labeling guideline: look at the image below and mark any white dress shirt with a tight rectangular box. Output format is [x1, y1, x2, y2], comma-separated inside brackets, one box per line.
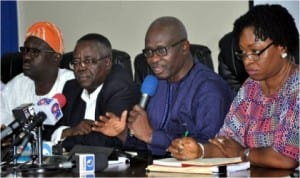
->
[51, 84, 103, 143]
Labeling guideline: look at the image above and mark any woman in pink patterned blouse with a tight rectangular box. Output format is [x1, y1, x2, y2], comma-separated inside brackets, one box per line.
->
[168, 4, 299, 169]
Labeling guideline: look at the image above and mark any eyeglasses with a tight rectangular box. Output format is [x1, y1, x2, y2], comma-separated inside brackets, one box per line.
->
[20, 46, 55, 58]
[235, 42, 274, 61]
[69, 56, 109, 70]
[142, 39, 186, 58]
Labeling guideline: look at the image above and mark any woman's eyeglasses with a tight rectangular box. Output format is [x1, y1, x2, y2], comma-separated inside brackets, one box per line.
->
[235, 42, 274, 61]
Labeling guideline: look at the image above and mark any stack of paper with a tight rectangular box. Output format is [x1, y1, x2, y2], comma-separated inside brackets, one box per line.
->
[146, 164, 219, 174]
[146, 157, 249, 174]
[182, 157, 243, 166]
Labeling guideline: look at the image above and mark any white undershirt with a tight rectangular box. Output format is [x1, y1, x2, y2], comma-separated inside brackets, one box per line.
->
[81, 84, 103, 120]
[51, 84, 103, 143]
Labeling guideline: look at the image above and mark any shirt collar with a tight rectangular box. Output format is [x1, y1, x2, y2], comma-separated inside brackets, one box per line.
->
[81, 84, 103, 102]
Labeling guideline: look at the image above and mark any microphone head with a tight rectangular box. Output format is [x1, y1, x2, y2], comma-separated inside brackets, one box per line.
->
[35, 94, 65, 125]
[141, 75, 158, 96]
[52, 93, 67, 108]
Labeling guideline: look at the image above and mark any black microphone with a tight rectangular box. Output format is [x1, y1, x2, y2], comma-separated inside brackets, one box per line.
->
[16, 132, 34, 154]
[58, 153, 108, 173]
[139, 75, 158, 108]
[1, 119, 23, 140]
[12, 103, 36, 122]
[1, 104, 35, 140]
[13, 112, 46, 146]
[1, 93, 66, 140]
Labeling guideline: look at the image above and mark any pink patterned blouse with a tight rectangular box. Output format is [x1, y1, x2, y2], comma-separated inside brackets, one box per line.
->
[218, 68, 299, 161]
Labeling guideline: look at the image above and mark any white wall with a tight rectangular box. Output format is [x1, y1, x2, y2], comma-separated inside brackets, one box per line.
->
[17, 1, 249, 72]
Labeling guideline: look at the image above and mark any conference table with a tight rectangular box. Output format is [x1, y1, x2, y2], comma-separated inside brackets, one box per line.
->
[4, 156, 299, 177]
[86, 161, 298, 177]
[73, 162, 299, 177]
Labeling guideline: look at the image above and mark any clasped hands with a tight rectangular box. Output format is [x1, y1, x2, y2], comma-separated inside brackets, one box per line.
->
[167, 136, 244, 160]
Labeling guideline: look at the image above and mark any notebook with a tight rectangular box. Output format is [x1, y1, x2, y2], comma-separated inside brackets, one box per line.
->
[153, 157, 243, 167]
[147, 157, 249, 174]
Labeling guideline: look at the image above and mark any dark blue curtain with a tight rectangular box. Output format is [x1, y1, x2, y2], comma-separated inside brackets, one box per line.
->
[1, 1, 18, 57]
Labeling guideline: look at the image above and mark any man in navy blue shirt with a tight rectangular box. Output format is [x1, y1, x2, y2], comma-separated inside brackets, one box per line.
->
[93, 16, 234, 157]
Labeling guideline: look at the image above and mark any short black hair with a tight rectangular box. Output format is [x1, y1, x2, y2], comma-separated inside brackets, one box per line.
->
[77, 33, 112, 57]
[233, 4, 299, 57]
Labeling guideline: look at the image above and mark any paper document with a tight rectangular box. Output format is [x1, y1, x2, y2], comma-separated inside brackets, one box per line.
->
[146, 164, 219, 174]
[148, 157, 249, 174]
[153, 157, 243, 167]
[227, 161, 250, 172]
[182, 157, 243, 166]
[152, 157, 182, 167]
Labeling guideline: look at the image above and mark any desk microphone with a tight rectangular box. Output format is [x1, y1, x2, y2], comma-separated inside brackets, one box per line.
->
[12, 93, 66, 145]
[16, 131, 34, 154]
[34, 93, 66, 125]
[1, 117, 26, 140]
[139, 75, 158, 108]
[1, 93, 66, 140]
[1, 104, 34, 140]
[13, 112, 46, 147]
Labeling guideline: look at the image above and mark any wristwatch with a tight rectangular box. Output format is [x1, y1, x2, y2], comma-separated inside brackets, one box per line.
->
[243, 148, 250, 161]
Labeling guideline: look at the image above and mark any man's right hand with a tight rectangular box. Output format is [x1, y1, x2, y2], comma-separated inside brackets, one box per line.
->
[62, 119, 95, 138]
[167, 137, 202, 160]
[92, 110, 127, 137]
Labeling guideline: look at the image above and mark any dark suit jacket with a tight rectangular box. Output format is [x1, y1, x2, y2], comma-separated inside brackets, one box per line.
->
[45, 65, 140, 151]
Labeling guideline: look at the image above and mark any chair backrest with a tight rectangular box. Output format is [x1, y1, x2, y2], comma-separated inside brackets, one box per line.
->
[1, 52, 23, 84]
[111, 49, 133, 79]
[217, 32, 248, 93]
[61, 49, 133, 79]
[133, 44, 214, 85]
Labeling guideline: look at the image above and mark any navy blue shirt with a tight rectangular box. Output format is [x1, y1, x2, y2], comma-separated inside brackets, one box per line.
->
[125, 62, 234, 156]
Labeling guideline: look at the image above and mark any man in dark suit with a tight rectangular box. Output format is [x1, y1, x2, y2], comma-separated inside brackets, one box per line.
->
[48, 33, 140, 151]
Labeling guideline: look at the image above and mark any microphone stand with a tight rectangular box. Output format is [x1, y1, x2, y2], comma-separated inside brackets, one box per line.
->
[13, 119, 46, 175]
[25, 125, 45, 174]
[37, 125, 43, 167]
[12, 134, 19, 177]
[12, 113, 60, 176]
[12, 134, 18, 166]
[16, 126, 47, 177]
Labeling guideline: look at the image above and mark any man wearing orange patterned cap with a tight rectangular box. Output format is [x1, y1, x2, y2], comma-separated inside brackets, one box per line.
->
[0, 21, 74, 133]
[25, 21, 64, 55]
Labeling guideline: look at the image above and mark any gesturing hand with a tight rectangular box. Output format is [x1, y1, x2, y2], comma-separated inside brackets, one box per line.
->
[92, 110, 127, 136]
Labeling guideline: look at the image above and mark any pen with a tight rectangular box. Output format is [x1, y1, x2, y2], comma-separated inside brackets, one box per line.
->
[184, 130, 189, 137]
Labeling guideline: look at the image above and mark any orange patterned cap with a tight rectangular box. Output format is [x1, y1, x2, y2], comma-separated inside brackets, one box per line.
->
[25, 21, 64, 54]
